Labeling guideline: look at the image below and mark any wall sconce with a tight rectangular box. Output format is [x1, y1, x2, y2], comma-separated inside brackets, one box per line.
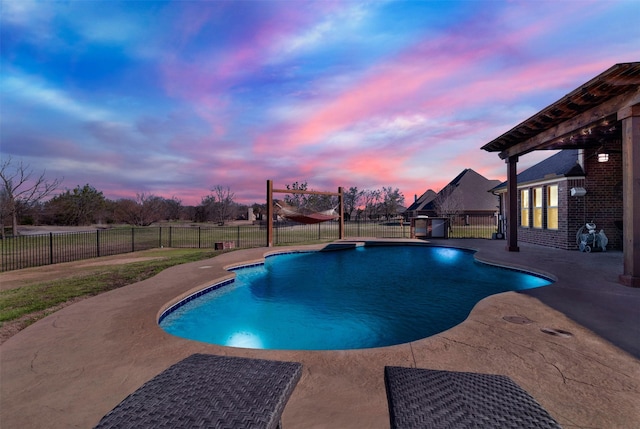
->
[570, 187, 587, 197]
[597, 153, 609, 162]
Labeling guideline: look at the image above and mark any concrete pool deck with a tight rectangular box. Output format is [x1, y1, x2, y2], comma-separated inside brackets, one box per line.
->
[1, 239, 639, 428]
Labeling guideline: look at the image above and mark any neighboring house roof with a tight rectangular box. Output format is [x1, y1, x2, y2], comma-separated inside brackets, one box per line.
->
[491, 149, 585, 192]
[406, 189, 437, 212]
[414, 169, 500, 213]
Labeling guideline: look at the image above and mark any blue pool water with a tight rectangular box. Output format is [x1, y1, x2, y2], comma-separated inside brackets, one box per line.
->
[159, 245, 552, 350]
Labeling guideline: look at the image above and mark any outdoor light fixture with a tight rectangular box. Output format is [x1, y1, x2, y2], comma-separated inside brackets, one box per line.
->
[571, 187, 587, 197]
[598, 153, 609, 162]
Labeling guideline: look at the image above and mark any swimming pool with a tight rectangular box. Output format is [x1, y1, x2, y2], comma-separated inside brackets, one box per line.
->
[159, 245, 552, 350]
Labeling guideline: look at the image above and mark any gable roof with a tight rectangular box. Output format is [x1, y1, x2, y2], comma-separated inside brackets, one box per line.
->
[419, 169, 500, 212]
[406, 189, 437, 211]
[491, 149, 585, 191]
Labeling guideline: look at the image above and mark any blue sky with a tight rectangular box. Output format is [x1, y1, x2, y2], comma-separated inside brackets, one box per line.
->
[2, 0, 639, 205]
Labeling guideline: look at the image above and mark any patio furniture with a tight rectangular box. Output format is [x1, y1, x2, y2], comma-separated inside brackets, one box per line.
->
[384, 366, 562, 428]
[94, 354, 303, 429]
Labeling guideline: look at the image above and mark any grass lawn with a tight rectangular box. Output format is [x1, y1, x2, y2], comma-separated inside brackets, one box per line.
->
[0, 248, 222, 343]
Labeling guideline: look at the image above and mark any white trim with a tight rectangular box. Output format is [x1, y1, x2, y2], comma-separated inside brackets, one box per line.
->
[493, 176, 584, 193]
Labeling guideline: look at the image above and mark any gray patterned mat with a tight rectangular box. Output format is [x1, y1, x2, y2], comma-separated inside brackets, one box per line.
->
[94, 354, 303, 429]
[384, 366, 562, 429]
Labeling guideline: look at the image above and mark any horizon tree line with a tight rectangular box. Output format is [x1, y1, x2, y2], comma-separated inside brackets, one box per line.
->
[1, 159, 407, 237]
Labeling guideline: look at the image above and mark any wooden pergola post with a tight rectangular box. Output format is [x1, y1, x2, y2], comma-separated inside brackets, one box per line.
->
[267, 179, 274, 247]
[266, 180, 344, 247]
[505, 156, 519, 252]
[338, 186, 344, 240]
[619, 105, 640, 287]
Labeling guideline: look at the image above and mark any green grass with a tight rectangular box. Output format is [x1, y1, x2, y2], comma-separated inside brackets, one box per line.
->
[0, 248, 220, 325]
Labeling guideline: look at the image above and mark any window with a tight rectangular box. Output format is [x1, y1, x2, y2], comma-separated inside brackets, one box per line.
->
[533, 187, 543, 228]
[520, 189, 529, 227]
[547, 185, 558, 230]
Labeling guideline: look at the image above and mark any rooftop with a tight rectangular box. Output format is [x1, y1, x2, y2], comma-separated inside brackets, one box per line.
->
[491, 149, 585, 191]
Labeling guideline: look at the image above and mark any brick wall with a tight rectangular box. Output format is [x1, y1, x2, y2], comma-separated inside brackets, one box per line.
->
[582, 146, 623, 250]
[566, 177, 587, 249]
[517, 180, 575, 250]
[513, 146, 623, 251]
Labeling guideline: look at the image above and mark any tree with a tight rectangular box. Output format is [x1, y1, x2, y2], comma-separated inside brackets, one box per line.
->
[164, 196, 183, 221]
[0, 158, 62, 237]
[213, 185, 235, 224]
[252, 203, 266, 221]
[45, 184, 106, 226]
[283, 181, 337, 213]
[361, 189, 381, 220]
[381, 186, 405, 220]
[434, 185, 463, 231]
[343, 187, 364, 221]
[199, 186, 236, 225]
[113, 193, 165, 226]
[284, 181, 308, 208]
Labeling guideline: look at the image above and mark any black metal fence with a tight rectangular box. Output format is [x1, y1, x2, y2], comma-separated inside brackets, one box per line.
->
[447, 214, 500, 239]
[1, 216, 497, 272]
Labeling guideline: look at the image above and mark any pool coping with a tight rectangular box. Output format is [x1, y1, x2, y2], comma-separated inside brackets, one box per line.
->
[1, 238, 639, 428]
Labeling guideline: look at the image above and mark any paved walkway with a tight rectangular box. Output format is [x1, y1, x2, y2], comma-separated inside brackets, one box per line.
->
[1, 239, 639, 428]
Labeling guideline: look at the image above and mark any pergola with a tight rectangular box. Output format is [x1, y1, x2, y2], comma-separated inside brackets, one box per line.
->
[481, 62, 640, 287]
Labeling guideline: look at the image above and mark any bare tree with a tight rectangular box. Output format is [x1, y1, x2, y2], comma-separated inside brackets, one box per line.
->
[113, 193, 165, 226]
[284, 181, 308, 208]
[0, 158, 62, 237]
[343, 187, 363, 221]
[212, 185, 235, 225]
[164, 196, 183, 221]
[433, 185, 463, 231]
[361, 189, 381, 220]
[199, 185, 236, 225]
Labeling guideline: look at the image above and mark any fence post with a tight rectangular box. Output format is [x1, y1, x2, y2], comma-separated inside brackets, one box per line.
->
[169, 226, 172, 247]
[198, 226, 201, 249]
[159, 226, 162, 248]
[236, 225, 240, 248]
[97, 230, 100, 257]
[131, 228, 135, 253]
[49, 232, 54, 265]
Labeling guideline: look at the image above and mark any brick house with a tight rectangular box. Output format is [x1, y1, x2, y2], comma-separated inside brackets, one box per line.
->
[405, 189, 437, 219]
[406, 168, 500, 225]
[491, 149, 623, 250]
[481, 62, 639, 286]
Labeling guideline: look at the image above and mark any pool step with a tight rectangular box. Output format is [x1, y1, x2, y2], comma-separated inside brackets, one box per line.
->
[320, 241, 365, 251]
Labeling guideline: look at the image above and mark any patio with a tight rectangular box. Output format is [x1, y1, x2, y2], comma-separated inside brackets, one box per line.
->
[1, 239, 638, 428]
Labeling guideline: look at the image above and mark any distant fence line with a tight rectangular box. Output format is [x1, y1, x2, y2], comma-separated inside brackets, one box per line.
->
[1, 216, 498, 272]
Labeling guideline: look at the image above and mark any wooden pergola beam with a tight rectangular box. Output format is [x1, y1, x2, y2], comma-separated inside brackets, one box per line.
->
[498, 89, 640, 159]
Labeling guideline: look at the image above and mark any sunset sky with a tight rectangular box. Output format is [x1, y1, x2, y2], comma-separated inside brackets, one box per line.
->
[2, 0, 639, 206]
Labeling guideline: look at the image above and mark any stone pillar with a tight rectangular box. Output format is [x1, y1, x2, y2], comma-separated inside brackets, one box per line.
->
[506, 156, 519, 252]
[618, 105, 640, 287]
